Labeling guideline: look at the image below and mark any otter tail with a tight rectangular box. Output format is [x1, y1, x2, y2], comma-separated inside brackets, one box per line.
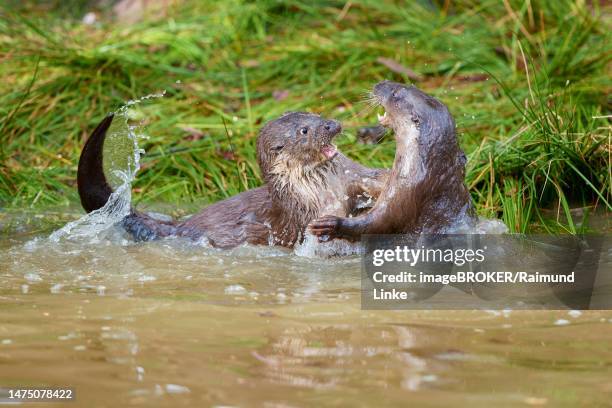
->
[77, 114, 177, 240]
[77, 114, 114, 213]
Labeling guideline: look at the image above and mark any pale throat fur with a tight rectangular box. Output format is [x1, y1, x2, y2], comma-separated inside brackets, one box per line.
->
[392, 121, 426, 184]
[268, 152, 340, 226]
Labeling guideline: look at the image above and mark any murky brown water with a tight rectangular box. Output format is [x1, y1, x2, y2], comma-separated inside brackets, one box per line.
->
[1, 211, 611, 407]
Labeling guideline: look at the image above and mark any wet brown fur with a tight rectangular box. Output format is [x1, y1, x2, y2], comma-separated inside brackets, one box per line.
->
[309, 82, 475, 240]
[177, 113, 388, 247]
[78, 112, 388, 248]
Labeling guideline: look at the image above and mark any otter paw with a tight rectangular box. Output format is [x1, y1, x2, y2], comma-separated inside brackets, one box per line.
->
[308, 215, 341, 241]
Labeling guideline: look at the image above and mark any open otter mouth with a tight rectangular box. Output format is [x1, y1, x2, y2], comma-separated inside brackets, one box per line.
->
[320, 144, 338, 160]
[377, 109, 391, 127]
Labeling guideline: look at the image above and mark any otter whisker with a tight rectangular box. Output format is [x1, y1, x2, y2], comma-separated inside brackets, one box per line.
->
[353, 101, 379, 118]
[356, 95, 378, 107]
[358, 89, 378, 102]
[359, 94, 378, 105]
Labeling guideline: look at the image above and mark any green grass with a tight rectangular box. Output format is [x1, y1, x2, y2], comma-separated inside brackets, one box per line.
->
[0, 0, 610, 233]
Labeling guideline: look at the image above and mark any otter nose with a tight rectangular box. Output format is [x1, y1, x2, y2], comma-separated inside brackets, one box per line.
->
[374, 80, 396, 94]
[374, 80, 402, 101]
[323, 120, 341, 134]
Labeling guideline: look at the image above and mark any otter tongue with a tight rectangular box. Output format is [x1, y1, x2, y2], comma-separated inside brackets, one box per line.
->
[320, 144, 337, 159]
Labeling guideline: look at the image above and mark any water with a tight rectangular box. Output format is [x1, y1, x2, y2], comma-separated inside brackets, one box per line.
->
[1, 226, 612, 407]
[1, 100, 610, 406]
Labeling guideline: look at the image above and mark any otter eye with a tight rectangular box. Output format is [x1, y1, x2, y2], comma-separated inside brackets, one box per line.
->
[299, 127, 308, 135]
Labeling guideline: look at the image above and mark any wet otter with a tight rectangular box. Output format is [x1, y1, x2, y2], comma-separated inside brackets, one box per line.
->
[357, 125, 387, 145]
[309, 81, 475, 240]
[78, 112, 388, 248]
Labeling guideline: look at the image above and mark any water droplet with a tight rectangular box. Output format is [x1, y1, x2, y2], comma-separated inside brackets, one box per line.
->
[50, 283, 63, 294]
[25, 273, 42, 283]
[224, 285, 247, 295]
[165, 384, 190, 394]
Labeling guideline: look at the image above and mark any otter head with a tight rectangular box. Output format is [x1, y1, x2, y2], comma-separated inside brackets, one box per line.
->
[257, 112, 342, 183]
[373, 81, 457, 168]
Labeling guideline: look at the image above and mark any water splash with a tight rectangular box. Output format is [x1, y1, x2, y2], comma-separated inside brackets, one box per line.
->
[294, 217, 508, 258]
[449, 217, 509, 234]
[49, 92, 166, 244]
[294, 232, 363, 258]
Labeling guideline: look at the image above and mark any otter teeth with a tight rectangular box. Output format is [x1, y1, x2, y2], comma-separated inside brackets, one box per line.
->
[377, 111, 390, 126]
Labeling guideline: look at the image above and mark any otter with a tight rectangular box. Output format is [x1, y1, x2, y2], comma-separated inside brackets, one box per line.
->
[78, 112, 388, 248]
[357, 125, 387, 145]
[308, 81, 475, 240]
